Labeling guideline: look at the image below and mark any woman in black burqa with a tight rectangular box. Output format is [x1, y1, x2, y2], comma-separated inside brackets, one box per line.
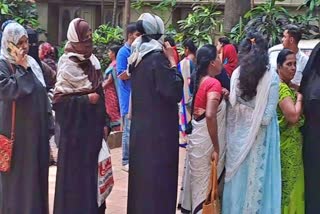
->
[0, 22, 50, 214]
[53, 18, 109, 214]
[127, 13, 183, 214]
[299, 42, 320, 213]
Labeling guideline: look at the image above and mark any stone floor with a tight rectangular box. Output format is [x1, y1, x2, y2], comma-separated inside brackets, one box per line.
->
[49, 147, 186, 214]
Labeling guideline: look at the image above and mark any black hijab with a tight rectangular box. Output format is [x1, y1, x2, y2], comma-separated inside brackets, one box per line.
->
[300, 42, 320, 102]
[26, 28, 42, 67]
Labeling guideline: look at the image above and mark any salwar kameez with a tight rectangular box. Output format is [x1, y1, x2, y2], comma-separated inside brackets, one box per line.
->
[104, 61, 121, 130]
[222, 70, 281, 214]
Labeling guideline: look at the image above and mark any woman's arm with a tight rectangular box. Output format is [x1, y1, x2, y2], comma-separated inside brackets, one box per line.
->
[206, 92, 221, 155]
[261, 73, 280, 125]
[155, 54, 183, 103]
[279, 92, 303, 125]
[0, 60, 34, 100]
[102, 74, 113, 89]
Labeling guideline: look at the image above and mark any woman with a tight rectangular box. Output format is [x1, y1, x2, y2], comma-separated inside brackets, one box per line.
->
[178, 39, 197, 146]
[39, 42, 58, 166]
[276, 49, 304, 213]
[222, 32, 281, 214]
[0, 22, 49, 214]
[181, 44, 226, 214]
[53, 18, 109, 214]
[39, 42, 57, 90]
[103, 45, 121, 131]
[299, 42, 320, 213]
[127, 13, 183, 214]
[217, 37, 238, 77]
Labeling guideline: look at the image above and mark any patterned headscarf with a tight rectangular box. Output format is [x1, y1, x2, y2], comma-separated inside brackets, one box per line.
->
[39, 42, 55, 60]
[64, 18, 93, 59]
[128, 13, 165, 68]
[53, 18, 102, 103]
[0, 22, 46, 86]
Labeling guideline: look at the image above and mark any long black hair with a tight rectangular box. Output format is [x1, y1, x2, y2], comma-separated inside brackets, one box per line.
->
[185, 44, 217, 134]
[183, 39, 197, 55]
[238, 32, 268, 101]
[109, 45, 121, 57]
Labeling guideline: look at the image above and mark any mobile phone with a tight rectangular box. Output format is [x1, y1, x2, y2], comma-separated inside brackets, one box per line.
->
[7, 42, 19, 57]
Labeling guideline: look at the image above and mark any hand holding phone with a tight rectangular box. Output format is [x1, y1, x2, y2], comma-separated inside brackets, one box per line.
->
[7, 42, 19, 57]
[7, 42, 28, 69]
[162, 41, 176, 67]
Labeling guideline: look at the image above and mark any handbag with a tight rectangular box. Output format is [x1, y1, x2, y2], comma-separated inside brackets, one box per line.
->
[202, 160, 221, 214]
[0, 62, 16, 172]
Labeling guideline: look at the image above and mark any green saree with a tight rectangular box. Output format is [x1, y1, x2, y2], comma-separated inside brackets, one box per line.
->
[277, 82, 305, 214]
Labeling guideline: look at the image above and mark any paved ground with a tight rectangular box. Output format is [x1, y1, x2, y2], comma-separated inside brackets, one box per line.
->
[49, 147, 186, 214]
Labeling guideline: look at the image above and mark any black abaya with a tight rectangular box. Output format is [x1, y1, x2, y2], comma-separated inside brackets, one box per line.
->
[128, 51, 183, 214]
[53, 87, 106, 214]
[0, 59, 50, 214]
[300, 42, 320, 213]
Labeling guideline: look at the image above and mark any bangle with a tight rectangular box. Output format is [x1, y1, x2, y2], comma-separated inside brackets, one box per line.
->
[170, 64, 177, 68]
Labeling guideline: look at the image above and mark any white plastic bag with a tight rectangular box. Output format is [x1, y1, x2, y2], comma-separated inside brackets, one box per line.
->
[97, 139, 114, 207]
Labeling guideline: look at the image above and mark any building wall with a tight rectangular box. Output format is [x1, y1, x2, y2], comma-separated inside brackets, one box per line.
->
[128, 7, 172, 26]
[36, 2, 48, 41]
[37, 0, 308, 44]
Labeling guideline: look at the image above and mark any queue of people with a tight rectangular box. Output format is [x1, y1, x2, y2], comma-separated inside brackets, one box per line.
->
[0, 13, 320, 214]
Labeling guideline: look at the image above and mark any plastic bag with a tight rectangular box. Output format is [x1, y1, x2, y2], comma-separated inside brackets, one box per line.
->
[97, 139, 114, 207]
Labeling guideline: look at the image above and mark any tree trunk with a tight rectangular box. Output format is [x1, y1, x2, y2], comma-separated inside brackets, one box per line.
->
[101, 0, 104, 24]
[111, 0, 118, 26]
[224, 0, 251, 33]
[124, 0, 131, 28]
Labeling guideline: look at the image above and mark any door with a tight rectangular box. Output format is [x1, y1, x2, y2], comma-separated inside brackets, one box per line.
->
[58, 6, 96, 44]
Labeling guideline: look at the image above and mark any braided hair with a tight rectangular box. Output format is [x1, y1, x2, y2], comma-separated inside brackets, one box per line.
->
[185, 44, 217, 134]
[238, 32, 269, 101]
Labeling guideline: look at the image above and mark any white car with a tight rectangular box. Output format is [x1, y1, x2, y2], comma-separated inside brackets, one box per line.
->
[268, 39, 320, 62]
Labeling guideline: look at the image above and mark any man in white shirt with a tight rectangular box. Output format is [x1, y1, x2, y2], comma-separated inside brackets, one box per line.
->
[281, 24, 309, 86]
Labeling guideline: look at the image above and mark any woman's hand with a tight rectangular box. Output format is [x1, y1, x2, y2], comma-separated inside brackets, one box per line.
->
[88, 93, 100, 104]
[296, 92, 303, 102]
[211, 151, 219, 162]
[222, 88, 229, 100]
[163, 41, 177, 67]
[14, 48, 28, 69]
[289, 82, 300, 91]
[102, 74, 113, 88]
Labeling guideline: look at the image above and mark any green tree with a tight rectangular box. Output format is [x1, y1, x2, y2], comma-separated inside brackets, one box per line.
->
[0, 0, 41, 31]
[228, 0, 320, 47]
[92, 24, 124, 71]
[131, 0, 177, 25]
[298, 0, 320, 16]
[177, 4, 222, 47]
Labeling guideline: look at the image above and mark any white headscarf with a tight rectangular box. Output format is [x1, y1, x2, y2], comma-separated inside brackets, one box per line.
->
[67, 18, 80, 43]
[0, 22, 46, 87]
[128, 13, 165, 67]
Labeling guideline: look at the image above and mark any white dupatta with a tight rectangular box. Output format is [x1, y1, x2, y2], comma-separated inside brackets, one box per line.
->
[225, 66, 273, 181]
